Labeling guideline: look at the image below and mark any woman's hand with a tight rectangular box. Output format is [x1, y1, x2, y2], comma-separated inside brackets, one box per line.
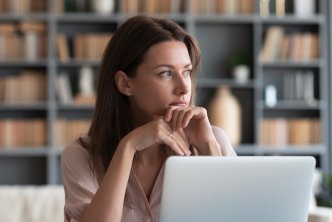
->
[164, 106, 221, 155]
[122, 117, 191, 156]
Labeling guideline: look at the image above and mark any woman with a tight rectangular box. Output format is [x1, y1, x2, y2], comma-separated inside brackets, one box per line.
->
[61, 15, 236, 222]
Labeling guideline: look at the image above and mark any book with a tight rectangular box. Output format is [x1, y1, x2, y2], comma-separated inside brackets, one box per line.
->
[0, 119, 47, 147]
[1, 71, 46, 103]
[301, 32, 312, 61]
[73, 33, 112, 60]
[310, 34, 319, 60]
[8, 34, 22, 59]
[0, 0, 10, 12]
[122, 0, 139, 14]
[280, 35, 290, 61]
[159, 0, 171, 13]
[240, 0, 253, 14]
[55, 0, 64, 14]
[56, 119, 90, 146]
[260, 26, 284, 62]
[215, 0, 224, 13]
[289, 119, 311, 145]
[19, 71, 47, 102]
[260, 118, 319, 146]
[0, 35, 5, 60]
[56, 73, 74, 104]
[275, 0, 285, 17]
[31, 0, 47, 12]
[19, 22, 47, 33]
[0, 24, 16, 33]
[303, 71, 315, 103]
[171, 0, 184, 14]
[56, 34, 70, 62]
[145, 0, 158, 13]
[23, 31, 39, 61]
[223, 0, 239, 15]
[0, 78, 4, 101]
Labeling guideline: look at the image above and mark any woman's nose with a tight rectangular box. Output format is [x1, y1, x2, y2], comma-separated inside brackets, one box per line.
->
[174, 75, 190, 95]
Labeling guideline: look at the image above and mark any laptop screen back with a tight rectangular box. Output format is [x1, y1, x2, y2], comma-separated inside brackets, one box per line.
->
[159, 156, 315, 222]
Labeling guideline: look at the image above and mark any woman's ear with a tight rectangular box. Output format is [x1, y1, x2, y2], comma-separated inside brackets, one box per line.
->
[115, 71, 132, 96]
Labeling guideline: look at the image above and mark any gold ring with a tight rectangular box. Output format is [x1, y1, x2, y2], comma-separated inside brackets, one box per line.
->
[168, 132, 174, 138]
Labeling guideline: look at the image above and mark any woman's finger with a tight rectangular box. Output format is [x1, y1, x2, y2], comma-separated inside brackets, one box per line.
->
[182, 107, 207, 128]
[170, 109, 181, 131]
[156, 121, 187, 156]
[182, 110, 195, 128]
[176, 107, 190, 130]
[170, 131, 191, 156]
[164, 106, 177, 122]
[163, 131, 185, 156]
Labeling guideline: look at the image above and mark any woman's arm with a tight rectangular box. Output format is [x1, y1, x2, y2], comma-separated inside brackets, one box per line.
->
[78, 117, 190, 222]
[211, 126, 237, 156]
[80, 138, 135, 222]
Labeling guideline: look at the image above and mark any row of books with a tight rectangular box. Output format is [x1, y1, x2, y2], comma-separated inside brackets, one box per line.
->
[0, 68, 95, 105]
[56, 33, 112, 61]
[192, 0, 253, 15]
[56, 67, 96, 105]
[0, 118, 90, 148]
[259, 118, 320, 146]
[55, 0, 179, 14]
[123, 0, 253, 14]
[0, 0, 47, 14]
[0, 71, 47, 103]
[0, 119, 47, 148]
[122, 0, 184, 14]
[283, 71, 315, 103]
[56, 119, 90, 146]
[55, 0, 252, 15]
[260, 0, 287, 18]
[259, 26, 319, 62]
[0, 117, 320, 148]
[0, 23, 47, 61]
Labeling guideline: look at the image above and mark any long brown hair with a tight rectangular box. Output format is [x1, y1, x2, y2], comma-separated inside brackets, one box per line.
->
[80, 15, 201, 182]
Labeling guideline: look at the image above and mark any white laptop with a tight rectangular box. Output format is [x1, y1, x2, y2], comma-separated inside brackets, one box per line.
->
[159, 156, 315, 222]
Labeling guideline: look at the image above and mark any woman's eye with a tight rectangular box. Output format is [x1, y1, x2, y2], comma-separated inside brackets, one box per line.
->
[159, 71, 172, 78]
[183, 69, 192, 77]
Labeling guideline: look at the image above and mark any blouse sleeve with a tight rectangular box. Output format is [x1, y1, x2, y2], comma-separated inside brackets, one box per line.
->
[61, 141, 99, 222]
[212, 126, 237, 156]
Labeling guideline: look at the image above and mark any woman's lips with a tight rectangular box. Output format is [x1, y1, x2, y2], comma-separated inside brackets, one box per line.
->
[169, 102, 187, 107]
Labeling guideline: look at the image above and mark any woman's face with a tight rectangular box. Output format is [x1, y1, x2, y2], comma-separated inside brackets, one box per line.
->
[129, 40, 192, 123]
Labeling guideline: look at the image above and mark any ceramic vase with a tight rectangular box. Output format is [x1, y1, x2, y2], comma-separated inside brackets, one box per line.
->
[208, 86, 242, 146]
[232, 65, 250, 84]
[294, 0, 315, 17]
[91, 0, 114, 14]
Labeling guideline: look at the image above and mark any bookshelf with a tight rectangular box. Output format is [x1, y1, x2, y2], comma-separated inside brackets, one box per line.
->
[0, 0, 329, 186]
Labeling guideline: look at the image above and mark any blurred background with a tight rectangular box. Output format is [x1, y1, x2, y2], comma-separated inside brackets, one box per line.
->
[0, 0, 331, 221]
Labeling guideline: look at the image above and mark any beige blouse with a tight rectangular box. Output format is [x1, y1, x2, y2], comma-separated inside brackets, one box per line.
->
[61, 127, 236, 222]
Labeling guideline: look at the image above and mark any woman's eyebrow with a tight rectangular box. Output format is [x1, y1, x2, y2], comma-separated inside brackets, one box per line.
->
[153, 64, 173, 69]
[153, 63, 192, 69]
[184, 64, 193, 68]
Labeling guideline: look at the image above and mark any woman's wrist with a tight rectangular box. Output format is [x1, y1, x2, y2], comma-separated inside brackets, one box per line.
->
[197, 139, 221, 156]
[118, 135, 137, 158]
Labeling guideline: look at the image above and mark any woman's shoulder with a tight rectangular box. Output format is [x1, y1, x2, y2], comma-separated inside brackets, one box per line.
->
[61, 137, 92, 168]
[62, 138, 89, 158]
[211, 126, 237, 156]
[211, 126, 228, 140]
[61, 136, 100, 184]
